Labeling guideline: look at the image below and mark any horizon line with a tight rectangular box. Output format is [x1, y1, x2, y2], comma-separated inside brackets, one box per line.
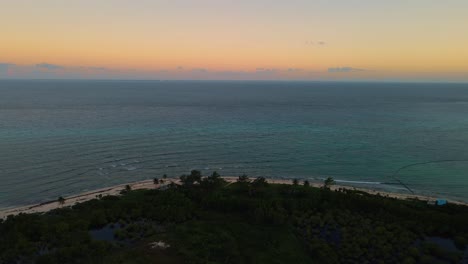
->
[1, 78, 467, 85]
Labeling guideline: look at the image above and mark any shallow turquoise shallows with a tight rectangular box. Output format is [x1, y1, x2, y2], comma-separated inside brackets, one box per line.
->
[1, 80, 468, 208]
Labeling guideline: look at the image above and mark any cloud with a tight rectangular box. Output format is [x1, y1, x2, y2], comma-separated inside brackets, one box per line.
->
[87, 66, 106, 71]
[0, 63, 14, 74]
[192, 68, 207, 73]
[305, 40, 327, 46]
[256, 68, 276, 73]
[36, 63, 64, 70]
[0, 63, 14, 67]
[0, 61, 375, 81]
[328, 67, 365, 73]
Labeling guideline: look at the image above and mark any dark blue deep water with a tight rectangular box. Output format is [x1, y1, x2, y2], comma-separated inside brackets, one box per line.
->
[1, 80, 468, 207]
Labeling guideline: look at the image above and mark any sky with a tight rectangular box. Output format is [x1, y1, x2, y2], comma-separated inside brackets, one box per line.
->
[1, 0, 468, 81]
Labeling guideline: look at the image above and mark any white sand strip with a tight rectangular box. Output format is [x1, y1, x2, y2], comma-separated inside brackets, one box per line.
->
[1, 177, 466, 219]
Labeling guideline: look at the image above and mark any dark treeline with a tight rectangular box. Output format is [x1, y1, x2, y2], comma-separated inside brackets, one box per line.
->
[1, 170, 468, 263]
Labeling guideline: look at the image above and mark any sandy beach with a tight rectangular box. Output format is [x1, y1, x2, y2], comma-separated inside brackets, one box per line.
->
[1, 177, 466, 219]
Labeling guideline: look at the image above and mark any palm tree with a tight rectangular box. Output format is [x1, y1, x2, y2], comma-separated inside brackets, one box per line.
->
[160, 174, 167, 184]
[180, 170, 202, 186]
[237, 174, 250, 183]
[153, 177, 159, 185]
[201, 171, 225, 189]
[125, 184, 132, 192]
[58, 196, 65, 206]
[252, 177, 268, 187]
[210, 171, 221, 179]
[304, 180, 310, 187]
[324, 177, 335, 189]
[249, 177, 268, 196]
[292, 179, 299, 186]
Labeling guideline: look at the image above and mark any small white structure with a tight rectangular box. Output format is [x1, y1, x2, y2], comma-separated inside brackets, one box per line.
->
[149, 241, 170, 249]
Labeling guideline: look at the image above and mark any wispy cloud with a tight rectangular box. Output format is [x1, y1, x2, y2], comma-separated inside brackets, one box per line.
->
[87, 66, 107, 71]
[305, 40, 327, 46]
[192, 68, 207, 73]
[256, 68, 276, 73]
[328, 67, 365, 73]
[36, 63, 64, 70]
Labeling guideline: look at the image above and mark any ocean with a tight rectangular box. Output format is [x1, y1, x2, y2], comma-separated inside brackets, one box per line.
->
[1, 80, 468, 208]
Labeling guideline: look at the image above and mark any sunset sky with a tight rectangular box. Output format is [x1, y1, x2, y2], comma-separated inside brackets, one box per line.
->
[1, 0, 468, 81]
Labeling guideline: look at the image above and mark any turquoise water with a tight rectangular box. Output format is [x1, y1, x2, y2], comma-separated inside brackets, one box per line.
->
[1, 80, 468, 207]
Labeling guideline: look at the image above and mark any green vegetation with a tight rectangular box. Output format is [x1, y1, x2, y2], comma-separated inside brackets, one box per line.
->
[1, 171, 468, 264]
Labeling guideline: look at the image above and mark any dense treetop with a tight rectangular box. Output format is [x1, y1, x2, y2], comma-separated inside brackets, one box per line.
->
[1, 171, 467, 264]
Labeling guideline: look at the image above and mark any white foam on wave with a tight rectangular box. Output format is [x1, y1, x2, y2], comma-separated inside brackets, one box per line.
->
[317, 178, 411, 191]
[311, 177, 382, 185]
[334, 179, 382, 185]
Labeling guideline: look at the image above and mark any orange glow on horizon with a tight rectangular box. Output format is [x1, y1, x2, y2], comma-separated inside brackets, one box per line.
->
[1, 1, 468, 81]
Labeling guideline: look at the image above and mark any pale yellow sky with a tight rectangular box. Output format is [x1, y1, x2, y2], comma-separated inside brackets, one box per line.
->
[1, 0, 468, 81]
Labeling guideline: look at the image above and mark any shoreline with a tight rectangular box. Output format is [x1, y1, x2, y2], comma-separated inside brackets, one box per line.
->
[1, 177, 467, 219]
